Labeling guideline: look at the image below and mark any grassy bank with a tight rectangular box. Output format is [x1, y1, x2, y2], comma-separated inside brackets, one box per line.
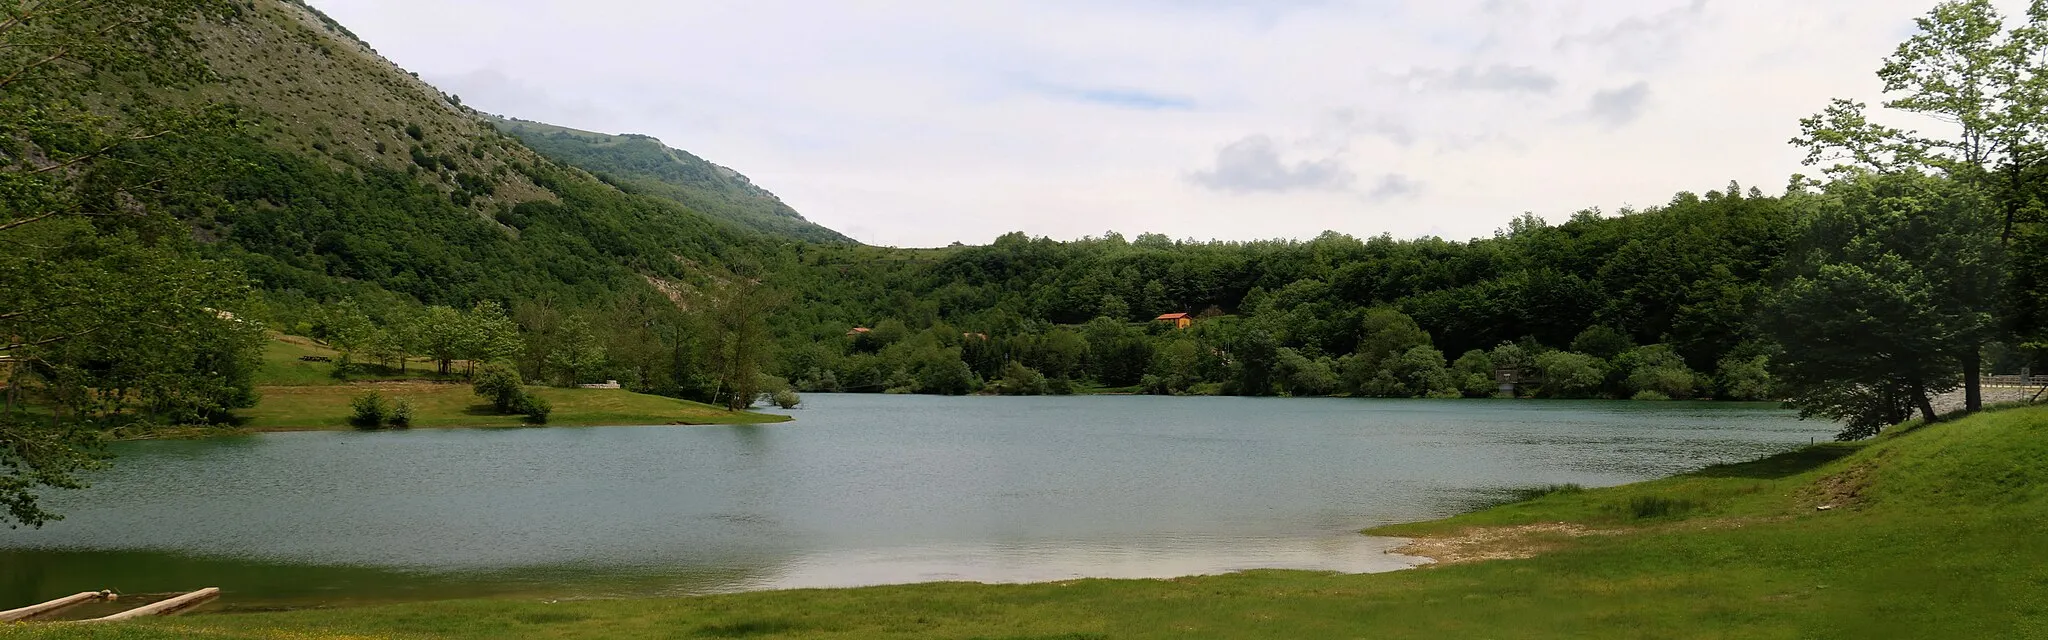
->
[255, 335, 458, 387]
[222, 335, 787, 431]
[11, 406, 2047, 638]
[237, 383, 787, 431]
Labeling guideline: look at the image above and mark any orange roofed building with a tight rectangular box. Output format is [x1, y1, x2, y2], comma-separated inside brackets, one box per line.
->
[1155, 312, 1193, 329]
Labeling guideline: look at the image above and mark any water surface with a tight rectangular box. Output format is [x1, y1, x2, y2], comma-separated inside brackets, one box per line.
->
[0, 394, 1829, 610]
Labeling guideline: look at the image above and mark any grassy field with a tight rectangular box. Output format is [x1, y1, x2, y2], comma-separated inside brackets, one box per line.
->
[11, 406, 2047, 638]
[233, 334, 786, 430]
[255, 335, 459, 387]
[238, 383, 787, 430]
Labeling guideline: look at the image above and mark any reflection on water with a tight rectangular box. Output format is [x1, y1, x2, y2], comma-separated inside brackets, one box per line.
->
[746, 536, 1429, 591]
[0, 395, 1827, 609]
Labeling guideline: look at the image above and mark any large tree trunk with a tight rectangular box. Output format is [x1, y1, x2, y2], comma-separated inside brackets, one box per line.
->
[1914, 381, 1939, 423]
[1964, 347, 1983, 413]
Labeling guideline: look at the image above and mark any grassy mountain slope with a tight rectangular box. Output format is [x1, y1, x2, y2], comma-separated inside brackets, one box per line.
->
[494, 117, 853, 244]
[19, 405, 2046, 638]
[117, 0, 806, 307]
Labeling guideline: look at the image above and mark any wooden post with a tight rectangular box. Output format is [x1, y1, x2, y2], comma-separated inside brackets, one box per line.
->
[0, 591, 107, 622]
[86, 588, 219, 622]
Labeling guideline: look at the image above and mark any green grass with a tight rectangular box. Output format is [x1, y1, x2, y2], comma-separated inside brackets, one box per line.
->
[11, 406, 2048, 638]
[255, 335, 457, 386]
[236, 383, 786, 431]
[237, 335, 787, 429]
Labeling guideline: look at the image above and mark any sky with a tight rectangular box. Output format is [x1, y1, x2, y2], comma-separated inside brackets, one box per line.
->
[309, 0, 2023, 247]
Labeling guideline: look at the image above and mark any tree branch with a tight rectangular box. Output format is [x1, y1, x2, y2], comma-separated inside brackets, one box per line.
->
[0, 327, 94, 352]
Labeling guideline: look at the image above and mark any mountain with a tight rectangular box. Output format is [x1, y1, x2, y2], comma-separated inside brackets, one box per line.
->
[119, 0, 817, 305]
[492, 118, 852, 244]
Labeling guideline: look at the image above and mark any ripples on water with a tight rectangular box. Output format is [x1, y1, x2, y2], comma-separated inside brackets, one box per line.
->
[0, 395, 1829, 608]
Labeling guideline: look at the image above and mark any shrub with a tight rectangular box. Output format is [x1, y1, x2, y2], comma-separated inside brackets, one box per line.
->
[995, 361, 1048, 396]
[349, 392, 388, 429]
[1632, 390, 1672, 401]
[1534, 351, 1607, 398]
[518, 395, 552, 424]
[1509, 483, 1585, 502]
[1716, 354, 1777, 400]
[1626, 495, 1699, 519]
[404, 123, 424, 140]
[472, 363, 528, 413]
[388, 399, 414, 428]
[772, 389, 802, 409]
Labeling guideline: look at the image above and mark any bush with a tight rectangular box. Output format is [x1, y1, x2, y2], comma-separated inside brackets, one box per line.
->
[1509, 483, 1585, 502]
[1626, 495, 1699, 519]
[994, 361, 1048, 396]
[349, 392, 388, 429]
[1716, 354, 1777, 400]
[1047, 376, 1076, 395]
[1620, 345, 1698, 399]
[518, 395, 552, 424]
[388, 398, 414, 428]
[1534, 351, 1607, 398]
[473, 363, 527, 413]
[1632, 390, 1673, 401]
[771, 389, 802, 408]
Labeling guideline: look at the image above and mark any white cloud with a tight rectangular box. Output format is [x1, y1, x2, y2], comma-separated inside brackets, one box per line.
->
[307, 0, 2035, 247]
[1189, 135, 1353, 193]
[1586, 82, 1652, 128]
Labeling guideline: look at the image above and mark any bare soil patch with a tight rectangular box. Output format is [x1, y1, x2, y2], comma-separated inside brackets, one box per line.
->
[1393, 523, 1612, 565]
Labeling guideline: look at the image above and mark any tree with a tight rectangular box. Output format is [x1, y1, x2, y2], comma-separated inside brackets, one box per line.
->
[0, 0, 248, 527]
[367, 310, 419, 373]
[1569, 326, 1635, 360]
[1451, 349, 1497, 398]
[1274, 348, 1338, 396]
[471, 362, 529, 413]
[413, 306, 468, 375]
[1716, 354, 1777, 401]
[322, 299, 377, 377]
[993, 361, 1048, 395]
[1792, 0, 2043, 412]
[514, 299, 567, 381]
[1355, 308, 1432, 367]
[1618, 345, 1699, 399]
[543, 315, 607, 386]
[1535, 351, 1607, 398]
[1768, 172, 2002, 437]
[1375, 346, 1452, 398]
[697, 278, 782, 410]
[461, 301, 520, 376]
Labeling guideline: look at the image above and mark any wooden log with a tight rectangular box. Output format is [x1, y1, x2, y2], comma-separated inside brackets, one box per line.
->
[87, 588, 220, 622]
[0, 591, 106, 622]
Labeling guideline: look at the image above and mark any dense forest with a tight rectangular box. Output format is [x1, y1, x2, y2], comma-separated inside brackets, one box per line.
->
[3, 0, 2046, 526]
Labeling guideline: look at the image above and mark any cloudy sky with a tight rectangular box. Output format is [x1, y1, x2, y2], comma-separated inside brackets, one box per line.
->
[311, 0, 2015, 247]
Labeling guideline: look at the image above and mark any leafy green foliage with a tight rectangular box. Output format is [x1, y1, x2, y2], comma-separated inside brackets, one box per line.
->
[1767, 172, 2003, 437]
[388, 398, 415, 428]
[0, 0, 261, 527]
[1534, 351, 1607, 399]
[472, 363, 528, 414]
[349, 392, 389, 429]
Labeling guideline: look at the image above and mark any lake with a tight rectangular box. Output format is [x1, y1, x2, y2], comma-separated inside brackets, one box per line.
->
[0, 394, 1831, 612]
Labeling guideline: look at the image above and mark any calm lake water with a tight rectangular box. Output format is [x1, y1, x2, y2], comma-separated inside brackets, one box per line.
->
[0, 394, 1830, 612]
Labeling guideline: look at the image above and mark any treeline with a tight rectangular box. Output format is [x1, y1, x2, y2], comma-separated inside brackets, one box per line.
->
[769, 186, 1798, 402]
[255, 279, 786, 411]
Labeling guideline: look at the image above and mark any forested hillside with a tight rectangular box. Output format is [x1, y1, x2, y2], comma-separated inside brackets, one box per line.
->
[493, 117, 851, 243]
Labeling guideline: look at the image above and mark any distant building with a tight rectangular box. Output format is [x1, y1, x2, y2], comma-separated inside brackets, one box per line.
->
[847, 327, 871, 337]
[1155, 312, 1193, 329]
